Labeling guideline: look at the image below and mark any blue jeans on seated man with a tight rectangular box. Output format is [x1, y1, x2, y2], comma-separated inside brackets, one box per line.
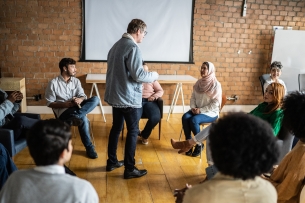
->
[107, 107, 141, 170]
[0, 143, 17, 190]
[140, 98, 161, 139]
[182, 110, 218, 140]
[2, 115, 39, 141]
[59, 96, 99, 149]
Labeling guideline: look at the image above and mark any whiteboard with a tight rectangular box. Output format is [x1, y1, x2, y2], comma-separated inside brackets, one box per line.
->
[272, 30, 305, 92]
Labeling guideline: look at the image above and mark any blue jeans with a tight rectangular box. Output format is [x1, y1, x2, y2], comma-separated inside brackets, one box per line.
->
[107, 107, 141, 170]
[140, 99, 161, 139]
[3, 115, 39, 141]
[59, 96, 99, 149]
[0, 143, 17, 190]
[182, 110, 218, 140]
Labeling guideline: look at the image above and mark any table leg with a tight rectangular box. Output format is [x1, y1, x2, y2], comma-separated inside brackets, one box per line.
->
[180, 83, 185, 113]
[172, 83, 182, 113]
[89, 83, 94, 98]
[167, 83, 180, 121]
[93, 83, 106, 122]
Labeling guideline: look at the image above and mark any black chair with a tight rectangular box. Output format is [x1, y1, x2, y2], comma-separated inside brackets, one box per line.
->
[298, 73, 305, 91]
[0, 113, 41, 157]
[259, 74, 270, 96]
[276, 126, 294, 164]
[121, 97, 163, 140]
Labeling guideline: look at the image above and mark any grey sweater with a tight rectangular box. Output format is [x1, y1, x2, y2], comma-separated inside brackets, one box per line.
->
[0, 169, 99, 203]
[105, 33, 159, 108]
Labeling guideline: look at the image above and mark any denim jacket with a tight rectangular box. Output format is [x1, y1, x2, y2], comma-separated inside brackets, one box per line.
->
[0, 89, 20, 126]
[105, 35, 159, 108]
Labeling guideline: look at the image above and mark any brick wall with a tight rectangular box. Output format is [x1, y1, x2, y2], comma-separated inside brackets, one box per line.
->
[0, 0, 304, 106]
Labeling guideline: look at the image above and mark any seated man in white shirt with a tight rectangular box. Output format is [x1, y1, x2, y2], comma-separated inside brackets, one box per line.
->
[45, 58, 99, 159]
[0, 119, 99, 203]
[175, 113, 279, 203]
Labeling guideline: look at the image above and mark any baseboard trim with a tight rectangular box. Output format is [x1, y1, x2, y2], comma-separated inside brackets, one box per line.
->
[27, 105, 257, 114]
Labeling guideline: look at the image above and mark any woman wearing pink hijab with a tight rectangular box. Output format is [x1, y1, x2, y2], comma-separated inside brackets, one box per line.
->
[180, 62, 222, 157]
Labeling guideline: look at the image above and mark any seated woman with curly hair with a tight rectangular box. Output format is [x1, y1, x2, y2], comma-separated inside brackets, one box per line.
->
[171, 83, 285, 165]
[174, 112, 279, 203]
[265, 91, 305, 203]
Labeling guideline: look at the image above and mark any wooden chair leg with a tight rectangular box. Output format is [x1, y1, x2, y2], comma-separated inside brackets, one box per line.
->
[179, 128, 183, 141]
[200, 144, 202, 160]
[158, 121, 161, 140]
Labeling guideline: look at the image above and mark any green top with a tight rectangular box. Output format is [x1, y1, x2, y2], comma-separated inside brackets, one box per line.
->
[249, 102, 283, 136]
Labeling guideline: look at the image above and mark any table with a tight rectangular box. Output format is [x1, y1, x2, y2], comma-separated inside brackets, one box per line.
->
[86, 74, 106, 122]
[157, 75, 197, 120]
[85, 74, 197, 121]
[0, 78, 27, 112]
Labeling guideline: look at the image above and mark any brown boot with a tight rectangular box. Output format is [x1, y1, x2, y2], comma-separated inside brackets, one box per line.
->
[170, 139, 194, 154]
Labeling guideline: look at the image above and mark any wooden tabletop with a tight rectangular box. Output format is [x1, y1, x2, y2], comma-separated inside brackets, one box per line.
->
[86, 74, 197, 84]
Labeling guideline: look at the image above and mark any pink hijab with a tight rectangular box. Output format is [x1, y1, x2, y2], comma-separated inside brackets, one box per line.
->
[193, 61, 222, 105]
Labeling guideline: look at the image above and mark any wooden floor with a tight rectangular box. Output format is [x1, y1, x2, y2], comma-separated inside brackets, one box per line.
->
[13, 113, 209, 203]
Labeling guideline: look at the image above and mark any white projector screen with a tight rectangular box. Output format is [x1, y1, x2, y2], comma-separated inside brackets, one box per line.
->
[81, 0, 194, 63]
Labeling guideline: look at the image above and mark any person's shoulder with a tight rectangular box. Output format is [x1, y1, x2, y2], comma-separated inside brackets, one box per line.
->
[48, 75, 61, 83]
[71, 77, 81, 83]
[67, 175, 95, 188]
[255, 176, 277, 195]
[5, 169, 32, 182]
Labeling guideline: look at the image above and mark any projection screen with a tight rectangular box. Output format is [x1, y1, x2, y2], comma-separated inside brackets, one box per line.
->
[81, 0, 194, 63]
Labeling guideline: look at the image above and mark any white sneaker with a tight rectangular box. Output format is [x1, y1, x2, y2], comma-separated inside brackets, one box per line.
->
[141, 138, 148, 145]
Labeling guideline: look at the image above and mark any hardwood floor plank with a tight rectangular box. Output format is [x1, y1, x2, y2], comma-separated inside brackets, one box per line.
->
[14, 113, 211, 203]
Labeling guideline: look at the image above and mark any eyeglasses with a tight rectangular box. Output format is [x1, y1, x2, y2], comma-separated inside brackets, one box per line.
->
[144, 31, 148, 36]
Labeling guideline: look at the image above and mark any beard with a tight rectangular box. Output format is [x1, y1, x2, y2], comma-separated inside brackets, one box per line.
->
[67, 70, 76, 77]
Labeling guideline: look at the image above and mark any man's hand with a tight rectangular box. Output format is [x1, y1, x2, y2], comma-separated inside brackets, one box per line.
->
[173, 184, 192, 203]
[7, 91, 20, 103]
[148, 96, 155, 101]
[191, 108, 200, 114]
[73, 97, 83, 105]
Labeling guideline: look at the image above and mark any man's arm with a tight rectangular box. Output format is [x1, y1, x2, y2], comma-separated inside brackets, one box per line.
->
[48, 101, 76, 109]
[0, 91, 20, 121]
[127, 47, 159, 83]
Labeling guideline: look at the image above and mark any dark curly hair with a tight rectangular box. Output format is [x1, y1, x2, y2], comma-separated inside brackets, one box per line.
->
[270, 61, 283, 70]
[282, 91, 305, 139]
[27, 119, 72, 166]
[59, 58, 76, 73]
[209, 112, 279, 180]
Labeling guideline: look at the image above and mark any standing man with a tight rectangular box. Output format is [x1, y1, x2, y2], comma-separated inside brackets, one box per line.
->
[45, 58, 99, 159]
[105, 19, 159, 179]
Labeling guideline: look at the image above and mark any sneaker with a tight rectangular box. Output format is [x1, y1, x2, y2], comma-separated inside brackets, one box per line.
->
[66, 117, 83, 126]
[141, 138, 148, 145]
[192, 144, 204, 157]
[124, 167, 147, 179]
[86, 146, 98, 159]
